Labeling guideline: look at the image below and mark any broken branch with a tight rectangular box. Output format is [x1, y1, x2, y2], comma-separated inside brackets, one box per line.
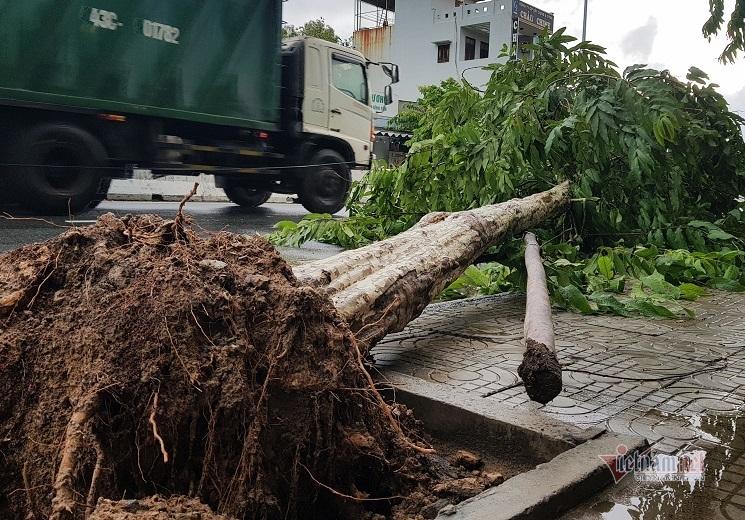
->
[518, 232, 562, 404]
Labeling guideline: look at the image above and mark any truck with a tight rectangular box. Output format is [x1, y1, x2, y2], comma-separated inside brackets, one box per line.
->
[0, 0, 398, 214]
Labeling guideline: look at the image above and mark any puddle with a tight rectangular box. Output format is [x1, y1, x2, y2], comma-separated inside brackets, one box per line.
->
[564, 415, 745, 519]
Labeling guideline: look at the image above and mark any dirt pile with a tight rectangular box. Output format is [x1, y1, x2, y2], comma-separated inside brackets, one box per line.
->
[0, 214, 496, 519]
[89, 496, 231, 519]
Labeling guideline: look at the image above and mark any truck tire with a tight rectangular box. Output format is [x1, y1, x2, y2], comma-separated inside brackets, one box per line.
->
[223, 182, 272, 208]
[298, 149, 351, 214]
[9, 123, 109, 215]
[87, 177, 112, 209]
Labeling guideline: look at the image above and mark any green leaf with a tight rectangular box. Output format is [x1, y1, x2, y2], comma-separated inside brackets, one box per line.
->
[707, 229, 736, 241]
[710, 278, 745, 291]
[625, 299, 677, 318]
[554, 258, 582, 267]
[589, 292, 629, 316]
[558, 285, 595, 314]
[598, 255, 614, 280]
[462, 265, 491, 286]
[641, 271, 681, 298]
[679, 283, 707, 301]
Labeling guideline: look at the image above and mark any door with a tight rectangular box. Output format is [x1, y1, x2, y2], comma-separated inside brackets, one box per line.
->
[328, 52, 371, 160]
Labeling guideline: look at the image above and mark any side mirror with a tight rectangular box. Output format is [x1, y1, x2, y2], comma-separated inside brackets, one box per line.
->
[382, 63, 400, 84]
[384, 85, 393, 105]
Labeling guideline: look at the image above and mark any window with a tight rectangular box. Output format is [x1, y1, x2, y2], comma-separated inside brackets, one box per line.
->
[332, 56, 368, 104]
[480, 40, 489, 59]
[464, 36, 476, 60]
[437, 43, 450, 63]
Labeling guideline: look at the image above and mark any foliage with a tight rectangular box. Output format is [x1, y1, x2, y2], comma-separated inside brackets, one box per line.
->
[439, 263, 515, 301]
[385, 80, 460, 132]
[271, 213, 392, 249]
[282, 18, 348, 45]
[441, 237, 745, 318]
[273, 30, 745, 316]
[704, 0, 745, 62]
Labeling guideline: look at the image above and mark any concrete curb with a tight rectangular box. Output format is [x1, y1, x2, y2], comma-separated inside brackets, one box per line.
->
[108, 193, 297, 204]
[383, 371, 603, 463]
[107, 170, 366, 204]
[107, 174, 297, 204]
[436, 433, 649, 520]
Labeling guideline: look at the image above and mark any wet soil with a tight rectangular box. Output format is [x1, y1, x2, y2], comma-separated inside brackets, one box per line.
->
[90, 496, 231, 519]
[518, 339, 563, 404]
[0, 213, 501, 519]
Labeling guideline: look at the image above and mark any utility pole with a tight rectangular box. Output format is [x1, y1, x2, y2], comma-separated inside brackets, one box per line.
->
[582, 0, 588, 41]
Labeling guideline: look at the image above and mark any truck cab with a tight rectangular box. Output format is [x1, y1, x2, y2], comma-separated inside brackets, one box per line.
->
[290, 38, 375, 168]
[265, 37, 397, 213]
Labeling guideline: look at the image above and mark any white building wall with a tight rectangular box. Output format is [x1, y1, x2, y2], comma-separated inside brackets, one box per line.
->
[389, 0, 513, 114]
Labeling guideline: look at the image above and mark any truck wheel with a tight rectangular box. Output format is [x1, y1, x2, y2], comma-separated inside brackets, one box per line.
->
[298, 149, 351, 214]
[223, 182, 272, 208]
[88, 177, 112, 209]
[10, 124, 108, 215]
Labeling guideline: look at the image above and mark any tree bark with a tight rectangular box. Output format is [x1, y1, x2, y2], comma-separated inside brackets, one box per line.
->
[517, 233, 562, 404]
[294, 182, 571, 351]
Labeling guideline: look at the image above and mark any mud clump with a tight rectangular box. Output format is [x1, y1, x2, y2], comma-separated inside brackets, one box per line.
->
[0, 214, 496, 519]
[518, 339, 563, 405]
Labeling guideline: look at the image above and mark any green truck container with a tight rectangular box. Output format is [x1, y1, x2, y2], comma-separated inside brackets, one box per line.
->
[0, 1, 397, 215]
[0, 0, 282, 129]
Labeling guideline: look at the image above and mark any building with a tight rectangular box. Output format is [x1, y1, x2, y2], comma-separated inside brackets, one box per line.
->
[354, 0, 554, 124]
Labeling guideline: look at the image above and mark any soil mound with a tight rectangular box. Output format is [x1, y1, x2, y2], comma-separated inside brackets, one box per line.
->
[0, 214, 494, 519]
[90, 496, 230, 519]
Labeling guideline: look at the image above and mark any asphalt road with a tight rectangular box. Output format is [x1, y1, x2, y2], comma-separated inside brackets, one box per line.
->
[0, 200, 342, 263]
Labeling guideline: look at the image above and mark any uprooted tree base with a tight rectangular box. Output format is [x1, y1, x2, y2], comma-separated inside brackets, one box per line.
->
[0, 214, 499, 520]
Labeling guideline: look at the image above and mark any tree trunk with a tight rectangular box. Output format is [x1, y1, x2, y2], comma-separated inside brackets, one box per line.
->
[294, 182, 571, 351]
[518, 232, 562, 404]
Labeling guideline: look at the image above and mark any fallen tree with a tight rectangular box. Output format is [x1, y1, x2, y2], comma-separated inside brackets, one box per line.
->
[294, 182, 570, 350]
[272, 30, 745, 317]
[0, 182, 570, 520]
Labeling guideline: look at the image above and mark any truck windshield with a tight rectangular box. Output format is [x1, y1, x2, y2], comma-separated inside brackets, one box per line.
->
[332, 57, 368, 105]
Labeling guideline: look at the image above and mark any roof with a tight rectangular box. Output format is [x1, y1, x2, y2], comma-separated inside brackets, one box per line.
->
[362, 0, 395, 12]
[283, 36, 366, 60]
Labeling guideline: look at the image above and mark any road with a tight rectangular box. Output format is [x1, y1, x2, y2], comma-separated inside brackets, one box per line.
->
[0, 200, 342, 263]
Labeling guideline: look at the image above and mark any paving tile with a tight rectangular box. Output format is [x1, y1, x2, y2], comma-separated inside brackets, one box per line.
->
[373, 291, 745, 518]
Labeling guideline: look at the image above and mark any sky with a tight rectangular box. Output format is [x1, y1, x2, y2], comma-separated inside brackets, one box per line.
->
[283, 0, 745, 115]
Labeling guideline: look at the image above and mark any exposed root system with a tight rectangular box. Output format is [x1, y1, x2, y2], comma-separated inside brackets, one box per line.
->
[0, 213, 497, 519]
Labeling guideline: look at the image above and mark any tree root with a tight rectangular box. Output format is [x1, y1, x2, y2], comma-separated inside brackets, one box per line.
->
[149, 393, 170, 464]
[351, 338, 434, 455]
[173, 183, 199, 240]
[84, 440, 105, 519]
[22, 461, 38, 520]
[50, 395, 99, 520]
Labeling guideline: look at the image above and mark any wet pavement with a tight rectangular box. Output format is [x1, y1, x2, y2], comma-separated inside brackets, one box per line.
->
[371, 291, 745, 520]
[567, 414, 745, 519]
[0, 200, 342, 263]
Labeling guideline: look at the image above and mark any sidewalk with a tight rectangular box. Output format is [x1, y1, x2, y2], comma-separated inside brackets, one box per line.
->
[371, 291, 745, 518]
